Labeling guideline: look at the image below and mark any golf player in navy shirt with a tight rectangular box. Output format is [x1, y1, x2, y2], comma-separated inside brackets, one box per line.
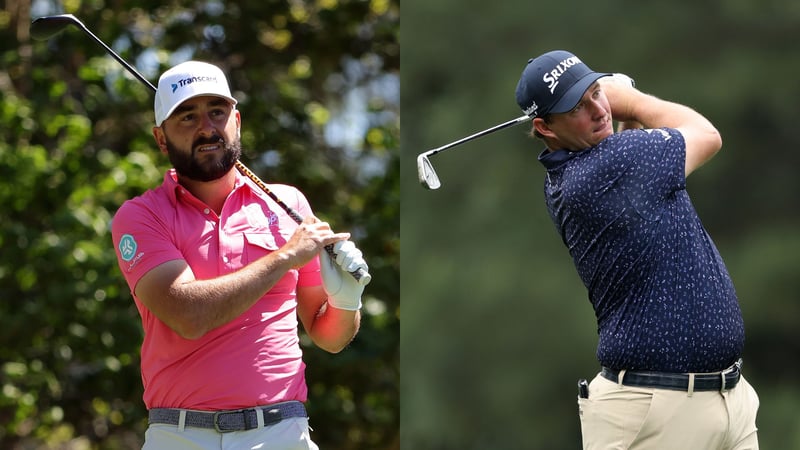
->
[515, 50, 759, 449]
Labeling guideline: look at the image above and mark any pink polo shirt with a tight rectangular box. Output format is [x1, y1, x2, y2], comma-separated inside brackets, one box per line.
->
[111, 169, 321, 410]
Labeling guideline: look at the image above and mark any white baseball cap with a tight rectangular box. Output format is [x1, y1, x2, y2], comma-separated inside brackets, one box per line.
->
[154, 61, 238, 126]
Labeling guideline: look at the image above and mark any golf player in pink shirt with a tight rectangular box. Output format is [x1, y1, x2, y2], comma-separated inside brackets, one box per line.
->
[111, 61, 367, 449]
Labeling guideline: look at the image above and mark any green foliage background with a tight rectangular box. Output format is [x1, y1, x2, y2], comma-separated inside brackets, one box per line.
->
[401, 0, 800, 449]
[1, 0, 398, 448]
[6, 0, 800, 448]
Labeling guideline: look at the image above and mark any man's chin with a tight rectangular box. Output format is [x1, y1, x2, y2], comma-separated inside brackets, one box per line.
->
[595, 125, 614, 140]
[178, 162, 236, 182]
[167, 138, 241, 182]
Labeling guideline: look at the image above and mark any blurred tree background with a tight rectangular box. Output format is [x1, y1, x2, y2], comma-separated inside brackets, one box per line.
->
[401, 0, 800, 449]
[1, 0, 398, 448]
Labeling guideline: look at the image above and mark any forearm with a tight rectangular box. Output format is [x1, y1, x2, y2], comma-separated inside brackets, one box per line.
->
[307, 302, 361, 353]
[604, 80, 722, 174]
[609, 88, 711, 132]
[154, 251, 295, 339]
[136, 216, 349, 340]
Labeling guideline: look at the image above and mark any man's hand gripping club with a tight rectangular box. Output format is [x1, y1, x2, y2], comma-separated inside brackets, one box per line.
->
[320, 240, 367, 311]
[285, 217, 368, 311]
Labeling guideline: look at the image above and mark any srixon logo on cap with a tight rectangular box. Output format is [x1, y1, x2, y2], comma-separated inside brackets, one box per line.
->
[171, 75, 219, 93]
[543, 56, 583, 94]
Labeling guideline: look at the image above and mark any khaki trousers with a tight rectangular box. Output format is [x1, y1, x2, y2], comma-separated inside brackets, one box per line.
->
[578, 373, 759, 450]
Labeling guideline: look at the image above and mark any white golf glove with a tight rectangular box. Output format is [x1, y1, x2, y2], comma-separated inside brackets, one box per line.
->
[320, 240, 367, 311]
[608, 72, 636, 87]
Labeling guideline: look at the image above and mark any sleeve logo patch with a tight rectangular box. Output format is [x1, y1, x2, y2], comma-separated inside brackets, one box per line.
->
[645, 128, 672, 141]
[119, 234, 138, 262]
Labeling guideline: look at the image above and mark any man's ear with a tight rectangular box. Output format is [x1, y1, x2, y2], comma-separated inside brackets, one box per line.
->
[235, 109, 242, 139]
[533, 117, 555, 139]
[152, 127, 168, 154]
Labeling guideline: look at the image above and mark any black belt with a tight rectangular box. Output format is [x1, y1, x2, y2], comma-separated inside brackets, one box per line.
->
[601, 358, 742, 392]
[148, 401, 307, 433]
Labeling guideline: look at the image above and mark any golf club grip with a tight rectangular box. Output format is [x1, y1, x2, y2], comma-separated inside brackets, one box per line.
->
[235, 161, 371, 286]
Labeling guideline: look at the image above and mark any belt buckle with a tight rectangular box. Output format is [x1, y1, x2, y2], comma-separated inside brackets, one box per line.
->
[213, 409, 241, 433]
[722, 358, 743, 376]
[719, 358, 743, 392]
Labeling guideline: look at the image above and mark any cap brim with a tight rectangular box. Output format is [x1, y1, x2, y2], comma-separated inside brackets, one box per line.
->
[549, 72, 611, 115]
[158, 93, 237, 126]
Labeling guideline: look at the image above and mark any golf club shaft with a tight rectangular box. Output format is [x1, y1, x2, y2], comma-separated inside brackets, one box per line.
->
[32, 14, 370, 285]
[422, 115, 530, 158]
[417, 114, 530, 189]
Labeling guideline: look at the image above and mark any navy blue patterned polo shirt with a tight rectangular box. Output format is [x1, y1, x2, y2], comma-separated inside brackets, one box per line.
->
[538, 128, 744, 372]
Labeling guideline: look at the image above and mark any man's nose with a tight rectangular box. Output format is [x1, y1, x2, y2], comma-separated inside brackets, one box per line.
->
[197, 113, 217, 135]
[588, 99, 607, 119]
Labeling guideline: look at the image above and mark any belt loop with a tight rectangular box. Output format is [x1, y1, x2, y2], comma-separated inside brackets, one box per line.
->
[178, 410, 187, 432]
[256, 408, 265, 428]
[720, 371, 727, 393]
[617, 369, 627, 388]
[687, 373, 695, 397]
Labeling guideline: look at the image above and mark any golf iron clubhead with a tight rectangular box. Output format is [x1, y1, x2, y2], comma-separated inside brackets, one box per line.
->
[31, 14, 158, 91]
[30, 14, 80, 40]
[417, 115, 530, 190]
[417, 153, 441, 190]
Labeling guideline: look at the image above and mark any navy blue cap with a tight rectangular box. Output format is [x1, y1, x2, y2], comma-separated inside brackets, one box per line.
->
[515, 50, 610, 118]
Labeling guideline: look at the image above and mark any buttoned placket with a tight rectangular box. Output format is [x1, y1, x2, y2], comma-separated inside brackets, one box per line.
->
[201, 207, 233, 267]
[177, 186, 235, 271]
[216, 188, 244, 272]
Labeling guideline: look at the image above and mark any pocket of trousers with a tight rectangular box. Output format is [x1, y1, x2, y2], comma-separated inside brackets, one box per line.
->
[579, 375, 655, 449]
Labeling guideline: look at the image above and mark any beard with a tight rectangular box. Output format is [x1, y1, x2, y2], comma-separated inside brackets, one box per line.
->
[165, 133, 242, 182]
